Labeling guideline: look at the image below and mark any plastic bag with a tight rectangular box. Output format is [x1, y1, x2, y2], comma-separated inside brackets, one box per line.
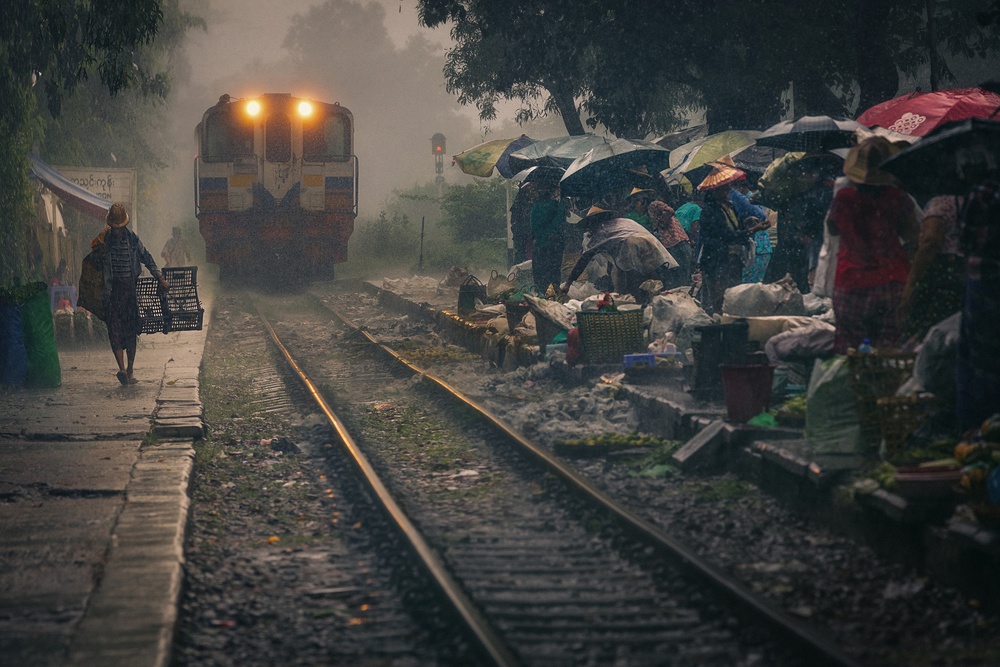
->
[723, 278, 805, 317]
[811, 221, 839, 299]
[805, 356, 862, 455]
[897, 312, 960, 401]
[487, 270, 516, 299]
[21, 283, 61, 388]
[0, 300, 28, 388]
[78, 251, 105, 320]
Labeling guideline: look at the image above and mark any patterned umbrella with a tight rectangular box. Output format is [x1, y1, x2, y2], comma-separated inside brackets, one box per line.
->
[453, 135, 534, 178]
[506, 134, 609, 174]
[857, 87, 1000, 138]
[756, 116, 866, 152]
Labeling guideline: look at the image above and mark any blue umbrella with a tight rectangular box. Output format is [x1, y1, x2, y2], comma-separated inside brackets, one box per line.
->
[495, 134, 535, 178]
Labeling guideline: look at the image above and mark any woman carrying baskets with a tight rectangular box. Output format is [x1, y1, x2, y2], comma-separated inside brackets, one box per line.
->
[91, 204, 170, 385]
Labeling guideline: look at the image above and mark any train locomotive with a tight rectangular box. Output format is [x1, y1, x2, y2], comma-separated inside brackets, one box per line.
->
[194, 93, 357, 281]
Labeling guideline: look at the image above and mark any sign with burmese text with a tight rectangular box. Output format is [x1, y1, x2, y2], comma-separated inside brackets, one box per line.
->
[54, 166, 138, 229]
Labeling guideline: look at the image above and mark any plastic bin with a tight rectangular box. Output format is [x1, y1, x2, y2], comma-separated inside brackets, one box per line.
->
[49, 285, 77, 311]
[721, 363, 775, 422]
[693, 321, 749, 399]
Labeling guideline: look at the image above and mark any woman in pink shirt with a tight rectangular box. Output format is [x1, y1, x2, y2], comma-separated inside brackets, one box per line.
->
[826, 137, 920, 353]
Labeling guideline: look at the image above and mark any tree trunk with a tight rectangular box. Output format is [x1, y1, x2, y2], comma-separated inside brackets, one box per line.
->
[793, 78, 851, 118]
[855, 0, 899, 114]
[548, 83, 586, 136]
[926, 0, 940, 91]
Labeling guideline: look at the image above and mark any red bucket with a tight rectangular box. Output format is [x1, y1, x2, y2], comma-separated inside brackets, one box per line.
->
[720, 364, 775, 423]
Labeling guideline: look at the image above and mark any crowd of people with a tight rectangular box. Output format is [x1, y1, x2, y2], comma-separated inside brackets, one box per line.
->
[507, 128, 999, 432]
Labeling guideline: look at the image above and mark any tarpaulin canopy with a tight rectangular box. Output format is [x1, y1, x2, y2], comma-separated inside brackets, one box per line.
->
[29, 155, 111, 221]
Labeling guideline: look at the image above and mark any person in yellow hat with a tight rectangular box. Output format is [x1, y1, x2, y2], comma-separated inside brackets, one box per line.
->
[623, 187, 655, 232]
[825, 137, 920, 354]
[91, 203, 170, 385]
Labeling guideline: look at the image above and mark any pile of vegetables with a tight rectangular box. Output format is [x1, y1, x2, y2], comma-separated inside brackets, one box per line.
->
[865, 414, 1000, 514]
[557, 431, 671, 450]
[953, 415, 1000, 506]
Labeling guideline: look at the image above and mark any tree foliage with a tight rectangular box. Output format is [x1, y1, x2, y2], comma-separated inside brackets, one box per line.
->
[418, 0, 593, 135]
[0, 0, 202, 285]
[418, 0, 1000, 137]
[439, 178, 508, 242]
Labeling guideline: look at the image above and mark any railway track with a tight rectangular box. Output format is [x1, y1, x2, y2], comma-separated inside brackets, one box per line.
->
[248, 286, 859, 667]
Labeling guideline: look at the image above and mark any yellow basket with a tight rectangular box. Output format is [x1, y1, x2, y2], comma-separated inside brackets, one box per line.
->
[876, 394, 941, 460]
[576, 308, 645, 364]
[847, 351, 916, 449]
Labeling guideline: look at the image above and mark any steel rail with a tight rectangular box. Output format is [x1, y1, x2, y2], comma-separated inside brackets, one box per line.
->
[318, 296, 862, 667]
[255, 307, 519, 667]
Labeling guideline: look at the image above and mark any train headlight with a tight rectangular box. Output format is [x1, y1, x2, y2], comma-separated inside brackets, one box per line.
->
[246, 100, 261, 116]
[297, 101, 314, 118]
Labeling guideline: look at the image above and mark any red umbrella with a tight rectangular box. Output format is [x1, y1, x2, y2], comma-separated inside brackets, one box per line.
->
[856, 87, 1000, 137]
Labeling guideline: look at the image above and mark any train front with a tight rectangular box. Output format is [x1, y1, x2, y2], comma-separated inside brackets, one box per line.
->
[194, 93, 358, 281]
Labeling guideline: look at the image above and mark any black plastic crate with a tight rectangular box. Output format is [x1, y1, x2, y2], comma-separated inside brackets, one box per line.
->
[137, 266, 204, 334]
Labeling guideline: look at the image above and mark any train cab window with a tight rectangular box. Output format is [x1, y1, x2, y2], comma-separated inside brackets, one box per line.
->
[202, 110, 254, 162]
[265, 113, 292, 162]
[302, 114, 351, 162]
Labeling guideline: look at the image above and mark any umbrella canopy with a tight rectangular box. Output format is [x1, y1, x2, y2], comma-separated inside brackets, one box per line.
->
[511, 165, 565, 184]
[453, 135, 534, 178]
[756, 115, 866, 152]
[879, 118, 1000, 196]
[653, 124, 709, 151]
[856, 87, 1000, 137]
[559, 138, 671, 197]
[662, 130, 761, 184]
[506, 134, 609, 173]
[755, 151, 842, 207]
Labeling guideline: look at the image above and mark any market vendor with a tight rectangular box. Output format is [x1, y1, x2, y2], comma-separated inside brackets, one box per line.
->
[560, 206, 678, 300]
[624, 187, 655, 231]
[695, 160, 754, 315]
[826, 137, 919, 354]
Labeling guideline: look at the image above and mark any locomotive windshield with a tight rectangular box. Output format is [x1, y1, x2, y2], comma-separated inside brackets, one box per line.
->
[202, 109, 253, 162]
[303, 113, 352, 162]
[265, 113, 292, 162]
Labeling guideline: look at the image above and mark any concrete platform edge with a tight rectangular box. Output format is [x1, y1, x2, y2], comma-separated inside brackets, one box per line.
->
[67, 351, 203, 666]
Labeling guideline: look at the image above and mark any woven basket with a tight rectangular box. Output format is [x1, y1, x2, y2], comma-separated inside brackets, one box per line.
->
[137, 266, 204, 335]
[876, 394, 941, 460]
[576, 308, 645, 364]
[847, 351, 916, 449]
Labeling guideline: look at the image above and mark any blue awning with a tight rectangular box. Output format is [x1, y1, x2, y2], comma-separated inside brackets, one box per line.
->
[29, 155, 112, 221]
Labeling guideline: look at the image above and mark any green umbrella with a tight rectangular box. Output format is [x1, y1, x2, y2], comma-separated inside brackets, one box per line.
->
[664, 130, 762, 176]
[453, 135, 534, 178]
